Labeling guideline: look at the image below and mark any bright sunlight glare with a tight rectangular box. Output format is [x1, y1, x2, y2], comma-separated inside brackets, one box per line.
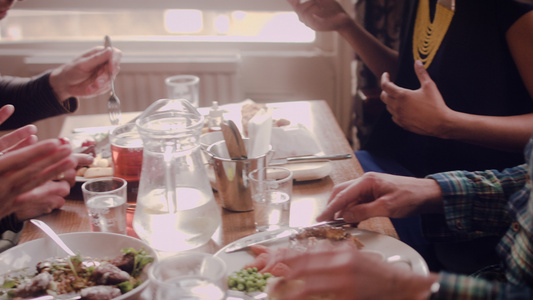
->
[164, 9, 203, 33]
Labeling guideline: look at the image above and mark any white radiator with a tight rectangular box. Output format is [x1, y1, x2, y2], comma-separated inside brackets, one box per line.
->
[114, 56, 242, 111]
[26, 55, 243, 139]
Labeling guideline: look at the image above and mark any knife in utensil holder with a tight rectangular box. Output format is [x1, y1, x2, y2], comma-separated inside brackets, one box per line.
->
[221, 120, 247, 160]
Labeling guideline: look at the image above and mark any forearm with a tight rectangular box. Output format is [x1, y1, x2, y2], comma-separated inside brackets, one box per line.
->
[427, 166, 527, 234]
[439, 112, 533, 153]
[0, 72, 78, 129]
[49, 64, 75, 101]
[337, 20, 399, 79]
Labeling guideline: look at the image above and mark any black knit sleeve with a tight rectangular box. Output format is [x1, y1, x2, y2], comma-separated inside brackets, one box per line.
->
[0, 71, 78, 130]
[498, 0, 533, 33]
[0, 214, 24, 234]
[0, 214, 24, 253]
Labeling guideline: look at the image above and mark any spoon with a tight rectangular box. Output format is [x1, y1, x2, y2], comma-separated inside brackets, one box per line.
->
[30, 219, 75, 256]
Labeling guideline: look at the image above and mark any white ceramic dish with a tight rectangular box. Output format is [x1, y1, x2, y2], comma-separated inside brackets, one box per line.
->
[281, 161, 332, 181]
[215, 228, 429, 276]
[0, 232, 158, 300]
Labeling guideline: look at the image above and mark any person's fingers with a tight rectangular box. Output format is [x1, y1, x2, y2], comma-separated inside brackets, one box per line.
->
[10, 134, 38, 151]
[338, 201, 385, 223]
[316, 187, 358, 222]
[380, 71, 411, 101]
[12, 154, 76, 195]
[316, 175, 377, 222]
[413, 60, 432, 86]
[73, 153, 94, 167]
[57, 168, 77, 187]
[79, 47, 113, 70]
[87, 69, 111, 95]
[296, 0, 321, 23]
[287, 0, 315, 10]
[14, 181, 69, 221]
[327, 181, 352, 204]
[286, 0, 300, 9]
[0, 142, 72, 187]
[108, 48, 123, 75]
[0, 139, 60, 172]
[78, 46, 105, 58]
[380, 73, 394, 104]
[30, 147, 75, 181]
[44, 180, 71, 199]
[0, 104, 15, 125]
[0, 126, 38, 152]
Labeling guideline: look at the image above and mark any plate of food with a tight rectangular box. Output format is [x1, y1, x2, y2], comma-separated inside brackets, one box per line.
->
[66, 132, 114, 182]
[0, 232, 157, 300]
[215, 225, 428, 298]
[75, 153, 113, 182]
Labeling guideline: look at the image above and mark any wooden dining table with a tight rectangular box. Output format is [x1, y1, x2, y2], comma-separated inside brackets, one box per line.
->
[17, 100, 398, 253]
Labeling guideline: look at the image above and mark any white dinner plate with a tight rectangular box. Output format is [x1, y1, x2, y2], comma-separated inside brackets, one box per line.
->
[0, 232, 158, 300]
[215, 228, 429, 276]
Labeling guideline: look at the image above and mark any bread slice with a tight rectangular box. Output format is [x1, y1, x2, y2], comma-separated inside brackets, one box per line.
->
[84, 167, 113, 179]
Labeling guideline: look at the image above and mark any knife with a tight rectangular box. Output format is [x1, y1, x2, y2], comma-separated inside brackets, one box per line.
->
[71, 114, 141, 134]
[221, 120, 248, 160]
[269, 153, 352, 166]
[71, 126, 117, 134]
[224, 219, 348, 253]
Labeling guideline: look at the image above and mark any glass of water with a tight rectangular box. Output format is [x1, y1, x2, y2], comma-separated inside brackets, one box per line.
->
[149, 252, 227, 300]
[249, 167, 293, 232]
[81, 177, 127, 234]
[165, 75, 200, 107]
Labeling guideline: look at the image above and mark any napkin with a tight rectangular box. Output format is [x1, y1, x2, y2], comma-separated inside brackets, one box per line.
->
[270, 124, 322, 159]
[247, 108, 273, 158]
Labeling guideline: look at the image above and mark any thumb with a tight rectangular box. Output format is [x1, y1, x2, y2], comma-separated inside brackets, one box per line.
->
[414, 60, 433, 87]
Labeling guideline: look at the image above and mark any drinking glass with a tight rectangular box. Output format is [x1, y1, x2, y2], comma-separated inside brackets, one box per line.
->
[81, 177, 127, 234]
[165, 75, 200, 107]
[149, 252, 227, 300]
[109, 123, 143, 182]
[249, 167, 293, 232]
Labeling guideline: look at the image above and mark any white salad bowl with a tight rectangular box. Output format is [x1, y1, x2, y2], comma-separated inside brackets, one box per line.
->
[0, 231, 158, 300]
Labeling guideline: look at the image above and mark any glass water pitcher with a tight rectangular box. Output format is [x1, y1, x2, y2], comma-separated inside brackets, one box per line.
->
[133, 99, 221, 252]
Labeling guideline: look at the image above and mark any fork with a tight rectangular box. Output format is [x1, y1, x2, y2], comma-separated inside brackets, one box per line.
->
[104, 35, 122, 125]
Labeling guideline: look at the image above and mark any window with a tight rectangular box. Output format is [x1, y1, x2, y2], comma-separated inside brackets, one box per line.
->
[1, 1, 316, 44]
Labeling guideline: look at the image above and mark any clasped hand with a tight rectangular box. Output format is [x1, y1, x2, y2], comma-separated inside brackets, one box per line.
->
[0, 105, 93, 221]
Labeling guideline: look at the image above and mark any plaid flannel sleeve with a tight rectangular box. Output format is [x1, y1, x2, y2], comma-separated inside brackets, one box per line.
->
[431, 272, 533, 300]
[423, 164, 528, 240]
